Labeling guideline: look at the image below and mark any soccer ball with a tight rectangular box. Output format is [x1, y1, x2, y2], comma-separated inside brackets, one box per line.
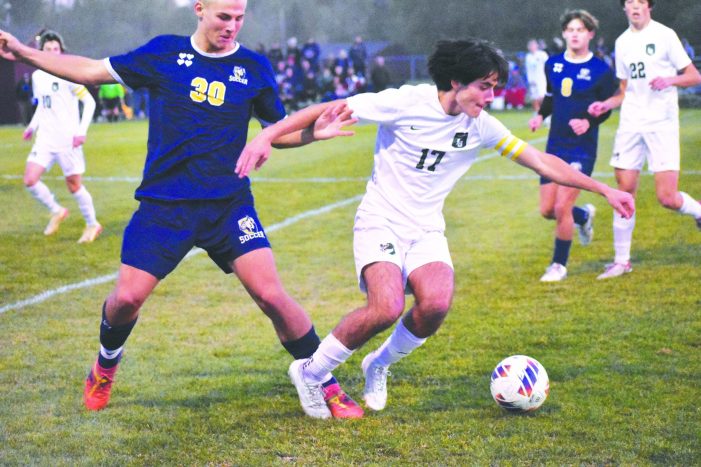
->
[490, 355, 549, 412]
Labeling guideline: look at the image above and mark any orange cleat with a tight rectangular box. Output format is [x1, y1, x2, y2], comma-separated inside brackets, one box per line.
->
[323, 383, 364, 419]
[83, 361, 118, 411]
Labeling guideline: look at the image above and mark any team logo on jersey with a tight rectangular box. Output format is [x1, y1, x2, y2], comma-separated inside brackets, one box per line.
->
[52, 82, 59, 91]
[380, 243, 396, 255]
[646, 44, 655, 56]
[553, 63, 564, 73]
[452, 132, 469, 148]
[576, 68, 591, 81]
[238, 215, 266, 244]
[229, 66, 249, 85]
[177, 53, 194, 67]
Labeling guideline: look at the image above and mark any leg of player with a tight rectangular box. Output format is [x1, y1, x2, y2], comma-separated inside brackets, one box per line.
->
[294, 262, 405, 415]
[541, 186, 580, 282]
[23, 161, 68, 235]
[65, 174, 102, 243]
[231, 248, 363, 419]
[653, 170, 701, 228]
[362, 262, 454, 411]
[598, 168, 638, 280]
[84, 264, 159, 410]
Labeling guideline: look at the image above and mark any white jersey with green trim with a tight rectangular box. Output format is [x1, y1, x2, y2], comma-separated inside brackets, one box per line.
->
[28, 70, 93, 151]
[346, 84, 525, 231]
[615, 20, 691, 131]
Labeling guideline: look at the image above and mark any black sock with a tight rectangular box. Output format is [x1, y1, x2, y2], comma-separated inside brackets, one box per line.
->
[97, 303, 137, 369]
[282, 326, 338, 388]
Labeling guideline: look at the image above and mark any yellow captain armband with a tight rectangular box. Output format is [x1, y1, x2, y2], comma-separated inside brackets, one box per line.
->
[495, 134, 526, 161]
[74, 86, 89, 99]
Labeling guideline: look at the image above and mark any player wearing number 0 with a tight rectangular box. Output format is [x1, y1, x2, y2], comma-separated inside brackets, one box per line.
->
[528, 10, 616, 282]
[237, 39, 635, 413]
[23, 30, 101, 243]
[589, 0, 701, 279]
[0, 0, 362, 419]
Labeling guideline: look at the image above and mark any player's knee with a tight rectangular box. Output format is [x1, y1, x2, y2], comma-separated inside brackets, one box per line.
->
[112, 289, 146, 315]
[656, 192, 679, 210]
[23, 174, 39, 187]
[539, 206, 555, 219]
[418, 295, 452, 320]
[370, 298, 405, 327]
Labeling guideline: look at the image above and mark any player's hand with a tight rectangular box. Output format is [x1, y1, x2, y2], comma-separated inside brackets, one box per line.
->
[22, 128, 33, 140]
[236, 134, 272, 178]
[568, 118, 590, 136]
[649, 76, 673, 91]
[588, 101, 608, 117]
[528, 114, 543, 132]
[73, 135, 86, 148]
[312, 102, 357, 141]
[0, 29, 21, 61]
[605, 188, 635, 219]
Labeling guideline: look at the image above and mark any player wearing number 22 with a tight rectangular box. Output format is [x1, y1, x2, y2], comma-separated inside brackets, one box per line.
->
[237, 39, 635, 414]
[0, 0, 362, 419]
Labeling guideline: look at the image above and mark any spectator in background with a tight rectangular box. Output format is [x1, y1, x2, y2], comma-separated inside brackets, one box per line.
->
[267, 41, 284, 66]
[255, 42, 266, 56]
[286, 36, 300, 66]
[370, 55, 391, 92]
[524, 38, 548, 113]
[131, 87, 149, 120]
[301, 38, 321, 72]
[99, 83, 125, 122]
[15, 72, 33, 125]
[335, 49, 351, 73]
[349, 35, 368, 77]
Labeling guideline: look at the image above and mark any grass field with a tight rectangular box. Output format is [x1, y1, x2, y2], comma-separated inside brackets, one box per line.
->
[1, 109, 699, 465]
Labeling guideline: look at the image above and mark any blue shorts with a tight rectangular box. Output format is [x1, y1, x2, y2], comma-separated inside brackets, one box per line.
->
[122, 196, 271, 279]
[540, 145, 596, 185]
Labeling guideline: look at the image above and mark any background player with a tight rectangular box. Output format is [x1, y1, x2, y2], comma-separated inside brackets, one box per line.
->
[524, 38, 549, 114]
[0, 0, 361, 419]
[22, 30, 101, 243]
[529, 10, 616, 282]
[237, 39, 635, 413]
[589, 0, 701, 279]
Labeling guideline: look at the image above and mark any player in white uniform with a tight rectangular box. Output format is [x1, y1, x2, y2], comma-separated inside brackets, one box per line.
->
[237, 39, 635, 415]
[589, 0, 701, 279]
[22, 31, 101, 243]
[525, 39, 549, 113]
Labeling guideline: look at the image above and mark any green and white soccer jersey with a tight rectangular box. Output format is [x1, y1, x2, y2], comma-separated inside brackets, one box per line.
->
[29, 70, 92, 151]
[615, 20, 691, 131]
[346, 84, 525, 231]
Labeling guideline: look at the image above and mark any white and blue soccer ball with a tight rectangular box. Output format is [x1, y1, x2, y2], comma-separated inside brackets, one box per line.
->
[490, 355, 549, 412]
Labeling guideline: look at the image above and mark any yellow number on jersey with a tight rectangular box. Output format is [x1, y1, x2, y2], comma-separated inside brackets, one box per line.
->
[189, 77, 226, 106]
[560, 78, 573, 98]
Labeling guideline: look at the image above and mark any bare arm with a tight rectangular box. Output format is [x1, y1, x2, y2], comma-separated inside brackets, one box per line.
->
[0, 29, 114, 85]
[515, 144, 635, 218]
[650, 62, 701, 91]
[588, 79, 626, 117]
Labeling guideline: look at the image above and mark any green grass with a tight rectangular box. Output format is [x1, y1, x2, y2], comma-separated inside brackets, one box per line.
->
[1, 110, 700, 465]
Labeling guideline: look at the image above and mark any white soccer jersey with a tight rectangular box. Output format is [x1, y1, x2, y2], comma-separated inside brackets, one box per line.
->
[525, 50, 549, 88]
[347, 84, 525, 231]
[615, 20, 691, 131]
[28, 70, 94, 151]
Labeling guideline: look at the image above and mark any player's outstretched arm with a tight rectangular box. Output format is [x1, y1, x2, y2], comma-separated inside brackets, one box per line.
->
[0, 29, 113, 85]
[515, 145, 635, 219]
[236, 101, 356, 178]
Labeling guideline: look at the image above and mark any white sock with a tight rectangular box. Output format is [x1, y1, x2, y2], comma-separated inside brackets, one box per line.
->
[678, 192, 701, 218]
[372, 318, 427, 367]
[613, 211, 635, 264]
[301, 333, 354, 384]
[72, 185, 98, 226]
[99, 345, 123, 360]
[27, 181, 62, 214]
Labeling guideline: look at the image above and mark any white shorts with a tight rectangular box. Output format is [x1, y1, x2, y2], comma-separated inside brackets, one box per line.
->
[353, 211, 453, 294]
[528, 81, 546, 101]
[611, 128, 680, 172]
[27, 146, 86, 177]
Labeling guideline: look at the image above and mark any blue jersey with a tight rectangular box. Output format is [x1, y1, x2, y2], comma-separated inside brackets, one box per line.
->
[106, 35, 286, 201]
[543, 53, 615, 158]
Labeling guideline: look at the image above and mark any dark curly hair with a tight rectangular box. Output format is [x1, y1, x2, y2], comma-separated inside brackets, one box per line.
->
[428, 39, 509, 92]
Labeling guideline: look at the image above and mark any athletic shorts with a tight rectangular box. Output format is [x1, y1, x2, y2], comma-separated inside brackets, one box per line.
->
[611, 128, 680, 172]
[353, 211, 453, 294]
[528, 81, 546, 101]
[121, 196, 271, 280]
[102, 97, 121, 111]
[27, 146, 85, 177]
[540, 145, 595, 185]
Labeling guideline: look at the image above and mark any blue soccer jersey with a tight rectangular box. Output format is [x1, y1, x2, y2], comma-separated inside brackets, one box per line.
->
[105, 35, 286, 201]
[542, 53, 615, 158]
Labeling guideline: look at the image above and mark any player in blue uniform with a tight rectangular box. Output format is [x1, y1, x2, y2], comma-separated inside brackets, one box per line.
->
[0, 0, 362, 419]
[529, 10, 616, 281]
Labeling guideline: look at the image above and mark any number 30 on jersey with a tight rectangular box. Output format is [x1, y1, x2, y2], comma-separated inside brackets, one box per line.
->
[190, 77, 226, 106]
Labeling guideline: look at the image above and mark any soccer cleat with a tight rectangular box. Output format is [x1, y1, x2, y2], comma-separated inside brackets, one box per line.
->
[323, 382, 364, 419]
[596, 261, 633, 280]
[288, 359, 332, 419]
[361, 351, 390, 411]
[577, 203, 596, 246]
[84, 361, 118, 411]
[43, 207, 69, 236]
[78, 223, 103, 243]
[540, 262, 567, 282]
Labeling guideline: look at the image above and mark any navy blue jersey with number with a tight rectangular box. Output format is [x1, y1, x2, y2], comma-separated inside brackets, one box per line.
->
[543, 53, 615, 158]
[106, 35, 286, 201]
